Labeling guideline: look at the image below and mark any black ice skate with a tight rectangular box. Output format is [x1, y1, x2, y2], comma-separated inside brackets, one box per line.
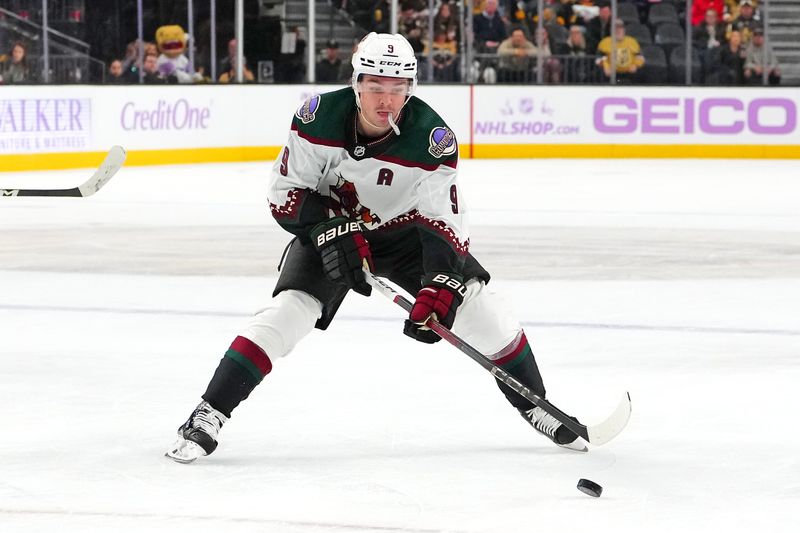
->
[166, 401, 228, 463]
[519, 406, 588, 452]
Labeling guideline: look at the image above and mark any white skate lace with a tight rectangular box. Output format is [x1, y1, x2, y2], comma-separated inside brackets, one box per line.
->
[525, 407, 561, 438]
[192, 402, 227, 438]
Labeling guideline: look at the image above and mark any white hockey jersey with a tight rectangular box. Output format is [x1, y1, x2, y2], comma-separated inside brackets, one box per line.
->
[268, 88, 469, 273]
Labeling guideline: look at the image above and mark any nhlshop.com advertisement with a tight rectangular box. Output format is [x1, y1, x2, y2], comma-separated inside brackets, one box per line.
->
[470, 86, 799, 158]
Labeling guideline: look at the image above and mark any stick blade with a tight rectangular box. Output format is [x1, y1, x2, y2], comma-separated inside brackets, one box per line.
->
[77, 145, 127, 197]
[586, 392, 632, 446]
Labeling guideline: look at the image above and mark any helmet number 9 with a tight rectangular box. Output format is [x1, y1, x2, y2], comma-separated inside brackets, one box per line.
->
[388, 44, 394, 53]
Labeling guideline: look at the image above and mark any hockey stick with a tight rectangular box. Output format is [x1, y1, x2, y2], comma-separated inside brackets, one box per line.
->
[1, 146, 126, 198]
[364, 269, 631, 447]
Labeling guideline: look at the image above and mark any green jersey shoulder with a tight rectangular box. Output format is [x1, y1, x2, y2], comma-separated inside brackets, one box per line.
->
[388, 96, 458, 168]
[292, 87, 352, 144]
[292, 88, 458, 169]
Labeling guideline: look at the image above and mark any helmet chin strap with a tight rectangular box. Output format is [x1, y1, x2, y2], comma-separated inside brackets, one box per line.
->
[387, 113, 401, 136]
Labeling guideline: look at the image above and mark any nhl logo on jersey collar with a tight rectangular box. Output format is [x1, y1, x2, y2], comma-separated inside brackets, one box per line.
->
[354, 146, 366, 157]
[428, 127, 456, 158]
[296, 95, 321, 124]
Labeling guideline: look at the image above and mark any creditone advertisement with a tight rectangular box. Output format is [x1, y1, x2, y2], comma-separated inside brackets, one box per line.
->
[1, 85, 798, 171]
[1, 85, 285, 170]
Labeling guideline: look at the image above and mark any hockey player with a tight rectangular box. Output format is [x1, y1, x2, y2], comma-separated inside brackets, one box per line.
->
[166, 32, 585, 464]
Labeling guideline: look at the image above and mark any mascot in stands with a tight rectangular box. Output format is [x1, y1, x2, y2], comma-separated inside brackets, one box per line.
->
[155, 25, 200, 83]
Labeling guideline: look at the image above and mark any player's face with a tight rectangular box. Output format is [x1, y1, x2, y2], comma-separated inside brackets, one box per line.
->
[357, 75, 410, 134]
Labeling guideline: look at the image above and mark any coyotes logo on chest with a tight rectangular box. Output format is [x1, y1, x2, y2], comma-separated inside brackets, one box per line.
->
[327, 174, 381, 226]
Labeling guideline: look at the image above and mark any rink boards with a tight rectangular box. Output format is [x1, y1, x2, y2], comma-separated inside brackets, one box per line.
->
[0, 84, 798, 171]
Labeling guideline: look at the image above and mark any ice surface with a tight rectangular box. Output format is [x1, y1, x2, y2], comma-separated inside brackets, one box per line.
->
[1, 159, 798, 533]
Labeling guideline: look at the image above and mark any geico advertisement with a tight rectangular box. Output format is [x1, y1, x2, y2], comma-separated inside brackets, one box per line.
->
[472, 86, 799, 145]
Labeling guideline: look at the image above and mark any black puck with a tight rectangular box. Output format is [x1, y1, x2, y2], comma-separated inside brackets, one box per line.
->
[577, 478, 603, 498]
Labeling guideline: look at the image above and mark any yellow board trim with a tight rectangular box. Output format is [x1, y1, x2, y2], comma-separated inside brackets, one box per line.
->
[2, 144, 799, 172]
[470, 144, 800, 159]
[125, 146, 282, 166]
[0, 146, 283, 172]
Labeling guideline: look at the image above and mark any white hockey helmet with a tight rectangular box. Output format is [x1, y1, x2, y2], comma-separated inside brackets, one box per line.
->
[351, 32, 418, 104]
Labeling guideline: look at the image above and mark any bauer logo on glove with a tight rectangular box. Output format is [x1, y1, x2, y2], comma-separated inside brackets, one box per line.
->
[404, 272, 466, 344]
[430, 273, 467, 298]
[310, 217, 374, 297]
[314, 221, 362, 248]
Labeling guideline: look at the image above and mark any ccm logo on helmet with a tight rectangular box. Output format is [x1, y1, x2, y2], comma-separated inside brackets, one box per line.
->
[379, 61, 402, 66]
[431, 274, 467, 297]
[316, 222, 361, 247]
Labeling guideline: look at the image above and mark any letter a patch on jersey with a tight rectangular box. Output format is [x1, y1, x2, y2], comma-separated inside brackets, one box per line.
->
[296, 95, 321, 124]
[428, 127, 456, 158]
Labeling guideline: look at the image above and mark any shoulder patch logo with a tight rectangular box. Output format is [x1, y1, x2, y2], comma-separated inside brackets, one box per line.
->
[428, 127, 457, 158]
[296, 95, 321, 124]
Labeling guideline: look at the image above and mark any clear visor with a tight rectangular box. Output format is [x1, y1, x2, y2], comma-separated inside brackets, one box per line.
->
[356, 79, 412, 97]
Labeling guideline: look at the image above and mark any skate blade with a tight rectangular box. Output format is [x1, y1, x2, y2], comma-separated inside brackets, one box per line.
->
[165, 437, 206, 464]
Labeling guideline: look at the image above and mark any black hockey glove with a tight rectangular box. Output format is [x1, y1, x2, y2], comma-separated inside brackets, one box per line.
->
[310, 217, 374, 296]
[404, 273, 466, 344]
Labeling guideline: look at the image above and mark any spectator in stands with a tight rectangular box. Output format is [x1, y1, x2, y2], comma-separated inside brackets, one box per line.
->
[0, 41, 32, 84]
[433, 1, 459, 43]
[145, 42, 159, 58]
[431, 29, 460, 82]
[691, 0, 726, 27]
[729, 0, 761, 46]
[279, 26, 307, 82]
[528, 6, 565, 33]
[508, 0, 528, 27]
[565, 24, 591, 83]
[218, 55, 255, 83]
[473, 0, 507, 54]
[371, 0, 392, 34]
[596, 19, 645, 83]
[107, 59, 126, 84]
[316, 39, 343, 83]
[586, 0, 611, 54]
[121, 39, 142, 74]
[473, 0, 507, 82]
[142, 53, 165, 84]
[724, 0, 757, 22]
[121, 40, 158, 83]
[220, 39, 252, 77]
[571, 0, 600, 28]
[555, 0, 579, 28]
[567, 24, 587, 55]
[718, 30, 745, 84]
[399, 5, 426, 55]
[744, 27, 780, 85]
[534, 27, 564, 83]
[497, 27, 537, 82]
[694, 8, 727, 50]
